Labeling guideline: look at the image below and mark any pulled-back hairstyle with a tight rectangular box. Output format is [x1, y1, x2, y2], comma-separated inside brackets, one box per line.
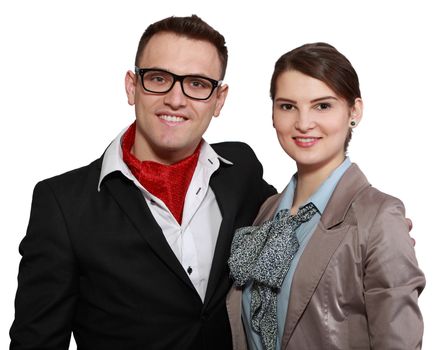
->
[135, 15, 228, 79]
[270, 43, 361, 151]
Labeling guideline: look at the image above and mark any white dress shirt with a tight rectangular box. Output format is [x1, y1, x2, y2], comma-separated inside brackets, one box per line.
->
[98, 128, 233, 301]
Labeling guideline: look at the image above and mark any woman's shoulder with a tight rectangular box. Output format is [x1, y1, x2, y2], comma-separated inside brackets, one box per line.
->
[349, 184, 409, 251]
[339, 164, 405, 219]
[334, 165, 408, 242]
[353, 184, 405, 218]
[253, 193, 282, 225]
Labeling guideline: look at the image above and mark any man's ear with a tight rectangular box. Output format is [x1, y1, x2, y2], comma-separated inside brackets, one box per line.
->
[212, 84, 229, 117]
[125, 70, 137, 106]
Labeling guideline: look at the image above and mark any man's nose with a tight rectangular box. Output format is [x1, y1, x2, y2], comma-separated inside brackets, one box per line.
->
[163, 81, 187, 108]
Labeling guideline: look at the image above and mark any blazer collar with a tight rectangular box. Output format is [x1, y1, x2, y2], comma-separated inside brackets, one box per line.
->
[320, 163, 370, 229]
[254, 163, 369, 227]
[98, 132, 233, 192]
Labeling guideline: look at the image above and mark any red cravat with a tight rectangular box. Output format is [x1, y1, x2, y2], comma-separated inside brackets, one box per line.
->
[122, 123, 201, 224]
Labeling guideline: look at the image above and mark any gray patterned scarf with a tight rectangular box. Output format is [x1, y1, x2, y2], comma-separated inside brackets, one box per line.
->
[228, 202, 319, 350]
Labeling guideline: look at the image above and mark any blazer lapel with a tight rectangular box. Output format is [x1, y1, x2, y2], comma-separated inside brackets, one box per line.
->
[102, 172, 195, 291]
[281, 164, 370, 348]
[203, 171, 237, 306]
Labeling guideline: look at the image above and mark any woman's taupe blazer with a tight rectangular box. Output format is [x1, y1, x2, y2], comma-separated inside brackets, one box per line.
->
[226, 164, 425, 349]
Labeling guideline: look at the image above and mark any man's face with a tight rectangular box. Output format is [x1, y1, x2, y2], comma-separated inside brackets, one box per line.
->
[125, 32, 228, 164]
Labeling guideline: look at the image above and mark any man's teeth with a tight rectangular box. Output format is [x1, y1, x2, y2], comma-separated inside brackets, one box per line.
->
[159, 115, 185, 122]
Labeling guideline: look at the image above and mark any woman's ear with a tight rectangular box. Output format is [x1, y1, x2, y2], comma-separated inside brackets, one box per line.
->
[349, 98, 363, 127]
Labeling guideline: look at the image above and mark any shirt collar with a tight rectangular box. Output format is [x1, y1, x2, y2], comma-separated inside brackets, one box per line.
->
[97, 127, 233, 191]
[276, 157, 352, 215]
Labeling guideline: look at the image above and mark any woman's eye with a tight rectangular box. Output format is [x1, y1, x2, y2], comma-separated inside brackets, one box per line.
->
[280, 104, 294, 111]
[316, 103, 331, 110]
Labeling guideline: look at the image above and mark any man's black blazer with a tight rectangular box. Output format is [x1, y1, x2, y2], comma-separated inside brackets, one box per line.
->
[10, 142, 276, 350]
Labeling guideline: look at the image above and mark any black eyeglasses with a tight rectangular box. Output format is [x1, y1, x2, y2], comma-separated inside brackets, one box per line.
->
[135, 67, 222, 100]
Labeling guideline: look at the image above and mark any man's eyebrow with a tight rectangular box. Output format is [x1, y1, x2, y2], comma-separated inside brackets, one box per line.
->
[142, 67, 214, 78]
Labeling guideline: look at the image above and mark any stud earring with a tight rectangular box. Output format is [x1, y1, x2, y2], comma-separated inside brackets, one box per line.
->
[350, 120, 357, 127]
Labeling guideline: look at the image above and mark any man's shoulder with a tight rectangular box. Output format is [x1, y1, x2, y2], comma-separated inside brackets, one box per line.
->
[39, 156, 103, 195]
[210, 141, 257, 161]
[209, 141, 271, 188]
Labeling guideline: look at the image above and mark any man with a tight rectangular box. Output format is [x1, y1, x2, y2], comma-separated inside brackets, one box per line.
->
[10, 15, 276, 349]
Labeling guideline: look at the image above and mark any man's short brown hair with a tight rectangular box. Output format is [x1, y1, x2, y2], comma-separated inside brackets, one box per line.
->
[135, 15, 228, 79]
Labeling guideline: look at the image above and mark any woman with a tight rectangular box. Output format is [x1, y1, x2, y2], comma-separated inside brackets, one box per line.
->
[227, 43, 425, 350]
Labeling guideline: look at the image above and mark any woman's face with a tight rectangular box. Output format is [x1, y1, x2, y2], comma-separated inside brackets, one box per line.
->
[273, 70, 362, 173]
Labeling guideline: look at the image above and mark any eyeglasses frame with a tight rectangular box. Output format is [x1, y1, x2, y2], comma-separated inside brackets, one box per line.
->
[134, 67, 223, 101]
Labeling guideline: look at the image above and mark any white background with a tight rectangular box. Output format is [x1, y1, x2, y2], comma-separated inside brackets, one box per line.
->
[1, 0, 433, 348]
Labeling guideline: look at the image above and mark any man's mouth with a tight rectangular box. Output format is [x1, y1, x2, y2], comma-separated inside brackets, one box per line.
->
[158, 115, 186, 122]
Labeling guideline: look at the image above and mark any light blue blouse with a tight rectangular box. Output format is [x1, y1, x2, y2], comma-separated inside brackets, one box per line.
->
[242, 158, 352, 350]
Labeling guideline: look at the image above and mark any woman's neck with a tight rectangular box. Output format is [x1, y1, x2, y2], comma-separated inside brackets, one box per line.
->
[291, 157, 345, 214]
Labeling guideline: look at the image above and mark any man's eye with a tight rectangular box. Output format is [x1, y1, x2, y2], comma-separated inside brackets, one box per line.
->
[189, 79, 211, 89]
[150, 76, 166, 83]
[192, 81, 205, 88]
[143, 72, 171, 84]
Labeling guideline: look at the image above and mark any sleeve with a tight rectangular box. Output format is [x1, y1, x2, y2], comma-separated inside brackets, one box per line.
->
[363, 196, 425, 350]
[259, 178, 276, 205]
[10, 181, 78, 349]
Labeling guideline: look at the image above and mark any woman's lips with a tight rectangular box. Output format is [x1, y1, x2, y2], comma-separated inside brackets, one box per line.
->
[293, 137, 321, 147]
